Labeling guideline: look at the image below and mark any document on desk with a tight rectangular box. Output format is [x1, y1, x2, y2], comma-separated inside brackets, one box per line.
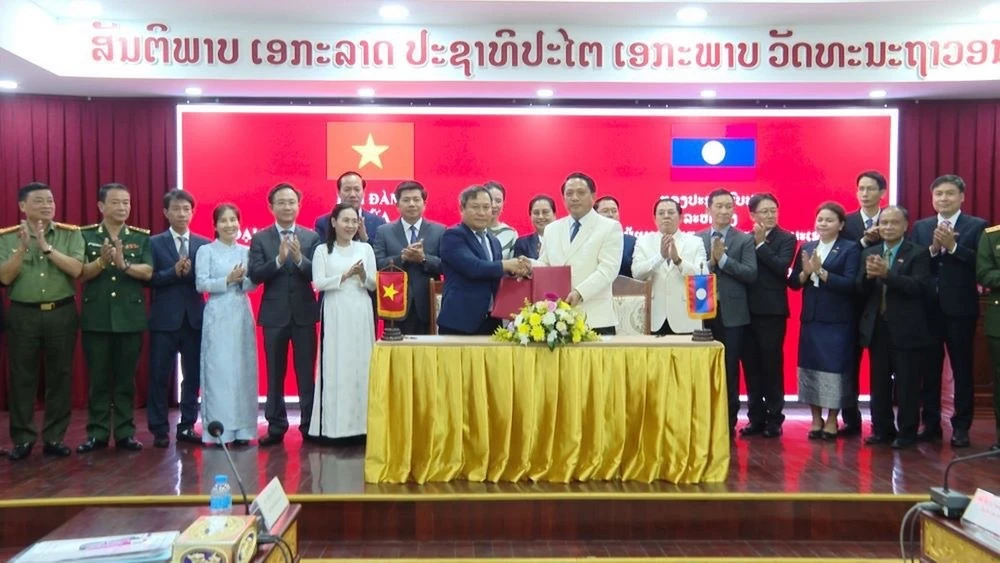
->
[13, 531, 178, 562]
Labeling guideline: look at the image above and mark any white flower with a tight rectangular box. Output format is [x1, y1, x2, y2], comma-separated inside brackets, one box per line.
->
[541, 311, 556, 326]
[547, 330, 558, 342]
[519, 334, 530, 345]
[556, 321, 568, 332]
[514, 313, 524, 325]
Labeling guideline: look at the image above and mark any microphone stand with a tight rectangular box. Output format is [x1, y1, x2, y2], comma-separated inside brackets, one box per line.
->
[930, 448, 1000, 518]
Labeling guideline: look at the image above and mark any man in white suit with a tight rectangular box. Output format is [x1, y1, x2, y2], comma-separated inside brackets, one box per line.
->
[632, 198, 707, 335]
[537, 172, 624, 334]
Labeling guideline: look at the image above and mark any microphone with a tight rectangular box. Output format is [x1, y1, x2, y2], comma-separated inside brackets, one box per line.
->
[929, 447, 1000, 519]
[207, 420, 251, 516]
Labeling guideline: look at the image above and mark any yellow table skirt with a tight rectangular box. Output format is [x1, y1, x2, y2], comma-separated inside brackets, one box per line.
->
[364, 335, 730, 484]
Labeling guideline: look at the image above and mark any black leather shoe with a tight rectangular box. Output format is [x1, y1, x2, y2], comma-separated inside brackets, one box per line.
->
[864, 434, 895, 446]
[176, 428, 202, 444]
[837, 426, 862, 438]
[891, 438, 916, 450]
[76, 438, 109, 454]
[233, 439, 250, 447]
[8, 442, 34, 461]
[917, 427, 943, 442]
[990, 443, 1000, 452]
[762, 426, 783, 438]
[43, 442, 71, 457]
[116, 437, 143, 451]
[739, 424, 766, 437]
[258, 434, 284, 447]
[950, 429, 971, 448]
[153, 435, 170, 449]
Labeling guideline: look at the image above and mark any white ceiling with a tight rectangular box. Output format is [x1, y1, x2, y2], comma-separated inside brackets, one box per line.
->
[3, 0, 999, 100]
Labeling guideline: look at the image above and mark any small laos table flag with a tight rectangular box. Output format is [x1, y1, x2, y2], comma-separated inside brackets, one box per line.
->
[377, 266, 408, 320]
[686, 274, 718, 320]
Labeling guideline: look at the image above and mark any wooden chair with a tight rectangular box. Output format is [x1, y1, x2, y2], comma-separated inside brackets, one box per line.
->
[429, 279, 444, 335]
[611, 276, 651, 335]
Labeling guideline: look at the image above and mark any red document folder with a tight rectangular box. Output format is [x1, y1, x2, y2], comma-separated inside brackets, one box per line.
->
[491, 266, 572, 319]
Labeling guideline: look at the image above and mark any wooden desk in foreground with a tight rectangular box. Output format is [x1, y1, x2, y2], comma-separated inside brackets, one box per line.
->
[365, 335, 729, 485]
[15, 505, 301, 563]
[921, 509, 1000, 562]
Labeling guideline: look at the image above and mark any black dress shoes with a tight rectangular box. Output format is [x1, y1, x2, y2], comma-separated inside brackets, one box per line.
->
[762, 426, 783, 438]
[990, 443, 1000, 452]
[43, 442, 72, 457]
[77, 438, 109, 454]
[153, 435, 170, 449]
[233, 439, 250, 447]
[950, 429, 970, 448]
[116, 437, 143, 451]
[739, 425, 766, 437]
[864, 434, 896, 446]
[891, 437, 916, 450]
[917, 427, 943, 442]
[8, 442, 34, 461]
[837, 426, 862, 438]
[176, 428, 202, 444]
[258, 434, 284, 447]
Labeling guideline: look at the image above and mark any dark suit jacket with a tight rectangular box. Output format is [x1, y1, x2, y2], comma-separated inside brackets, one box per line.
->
[857, 239, 932, 349]
[148, 230, 210, 332]
[619, 234, 636, 278]
[697, 227, 758, 327]
[314, 210, 386, 245]
[748, 226, 797, 317]
[841, 210, 881, 245]
[512, 233, 541, 260]
[788, 238, 859, 324]
[372, 219, 445, 323]
[910, 213, 987, 318]
[438, 223, 504, 334]
[247, 224, 320, 327]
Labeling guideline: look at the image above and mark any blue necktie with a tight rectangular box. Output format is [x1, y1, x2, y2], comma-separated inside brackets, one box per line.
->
[570, 220, 581, 242]
[409, 225, 418, 244]
[865, 218, 873, 230]
[478, 232, 492, 260]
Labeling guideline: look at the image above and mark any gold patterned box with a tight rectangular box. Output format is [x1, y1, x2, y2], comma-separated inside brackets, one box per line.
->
[172, 514, 258, 563]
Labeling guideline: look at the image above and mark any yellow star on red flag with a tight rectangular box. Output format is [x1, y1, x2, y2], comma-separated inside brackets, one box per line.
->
[382, 283, 400, 301]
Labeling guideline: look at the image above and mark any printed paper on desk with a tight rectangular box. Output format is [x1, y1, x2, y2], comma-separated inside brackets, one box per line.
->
[962, 488, 1000, 537]
[12, 531, 177, 562]
[250, 477, 290, 532]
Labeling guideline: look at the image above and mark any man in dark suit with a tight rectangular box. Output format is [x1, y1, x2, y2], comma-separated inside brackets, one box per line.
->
[147, 190, 210, 449]
[594, 196, 635, 278]
[740, 193, 796, 438]
[315, 171, 387, 244]
[372, 181, 445, 335]
[910, 174, 987, 448]
[248, 183, 321, 446]
[438, 186, 529, 335]
[838, 170, 888, 437]
[697, 189, 758, 435]
[857, 206, 932, 449]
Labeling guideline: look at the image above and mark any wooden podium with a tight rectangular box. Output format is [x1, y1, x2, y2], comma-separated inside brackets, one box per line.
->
[14, 505, 301, 563]
[920, 509, 1000, 562]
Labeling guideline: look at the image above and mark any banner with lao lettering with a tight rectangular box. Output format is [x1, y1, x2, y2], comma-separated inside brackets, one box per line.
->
[180, 105, 896, 399]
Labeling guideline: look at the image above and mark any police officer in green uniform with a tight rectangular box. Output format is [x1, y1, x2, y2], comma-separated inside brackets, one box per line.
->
[77, 183, 153, 453]
[0, 182, 85, 461]
[975, 224, 1000, 452]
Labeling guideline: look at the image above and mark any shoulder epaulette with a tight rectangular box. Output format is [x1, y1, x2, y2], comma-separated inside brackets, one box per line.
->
[0, 225, 20, 235]
[53, 222, 80, 231]
[986, 225, 1000, 234]
[129, 226, 150, 235]
[80, 224, 99, 230]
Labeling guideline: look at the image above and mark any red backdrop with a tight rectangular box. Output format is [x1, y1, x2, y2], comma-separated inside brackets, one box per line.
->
[180, 106, 896, 398]
[2, 96, 999, 411]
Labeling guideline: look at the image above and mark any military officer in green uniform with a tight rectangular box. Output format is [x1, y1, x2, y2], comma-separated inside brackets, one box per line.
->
[0, 182, 85, 461]
[77, 183, 153, 453]
[976, 224, 1000, 451]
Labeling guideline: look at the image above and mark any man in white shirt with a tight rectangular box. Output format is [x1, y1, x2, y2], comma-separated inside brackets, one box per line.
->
[632, 197, 706, 335]
[537, 172, 624, 334]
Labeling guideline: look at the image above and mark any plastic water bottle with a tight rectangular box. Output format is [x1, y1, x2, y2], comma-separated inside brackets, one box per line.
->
[209, 474, 232, 514]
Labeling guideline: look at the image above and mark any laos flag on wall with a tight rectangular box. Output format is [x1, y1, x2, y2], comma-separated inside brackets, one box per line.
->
[686, 274, 718, 320]
[670, 123, 757, 181]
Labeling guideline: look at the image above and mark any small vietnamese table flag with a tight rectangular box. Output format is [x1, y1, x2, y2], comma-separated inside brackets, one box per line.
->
[686, 274, 718, 320]
[377, 267, 408, 320]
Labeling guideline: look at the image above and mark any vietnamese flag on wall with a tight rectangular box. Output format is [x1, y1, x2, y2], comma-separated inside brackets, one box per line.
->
[327, 122, 414, 180]
[377, 270, 408, 320]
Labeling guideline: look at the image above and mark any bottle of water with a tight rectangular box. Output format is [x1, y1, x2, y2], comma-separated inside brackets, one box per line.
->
[209, 474, 232, 514]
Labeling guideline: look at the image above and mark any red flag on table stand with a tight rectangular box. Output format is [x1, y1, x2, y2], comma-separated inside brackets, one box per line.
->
[377, 264, 408, 341]
[685, 273, 717, 342]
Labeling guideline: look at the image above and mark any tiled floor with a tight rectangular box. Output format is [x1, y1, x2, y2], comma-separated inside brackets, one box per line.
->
[1, 407, 997, 499]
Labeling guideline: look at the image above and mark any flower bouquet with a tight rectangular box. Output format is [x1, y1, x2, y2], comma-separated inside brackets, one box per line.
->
[492, 293, 600, 350]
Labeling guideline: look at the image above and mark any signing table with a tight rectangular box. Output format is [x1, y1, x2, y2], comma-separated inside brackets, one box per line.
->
[364, 335, 729, 484]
